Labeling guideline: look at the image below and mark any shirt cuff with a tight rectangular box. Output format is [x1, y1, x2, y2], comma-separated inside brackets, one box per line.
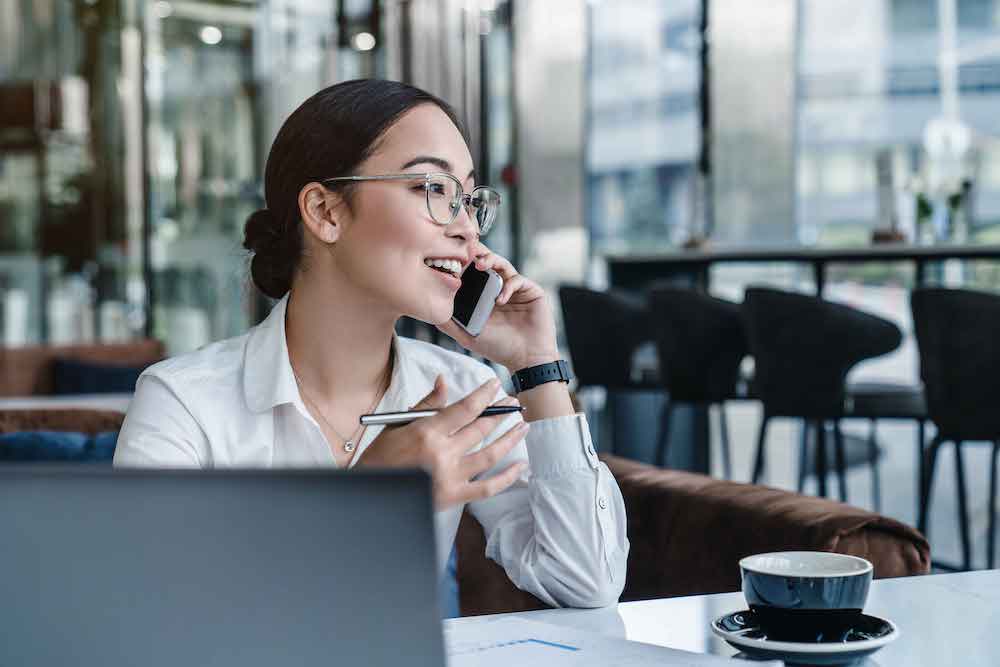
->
[524, 412, 601, 478]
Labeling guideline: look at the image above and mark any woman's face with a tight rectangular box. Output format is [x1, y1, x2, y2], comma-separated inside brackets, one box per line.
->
[325, 104, 480, 325]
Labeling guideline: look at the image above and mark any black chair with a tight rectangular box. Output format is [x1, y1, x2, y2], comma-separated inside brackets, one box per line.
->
[558, 285, 652, 453]
[648, 287, 748, 478]
[743, 287, 908, 502]
[912, 287, 1000, 571]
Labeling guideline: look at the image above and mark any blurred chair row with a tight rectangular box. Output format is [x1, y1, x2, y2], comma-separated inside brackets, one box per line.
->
[559, 284, 1000, 571]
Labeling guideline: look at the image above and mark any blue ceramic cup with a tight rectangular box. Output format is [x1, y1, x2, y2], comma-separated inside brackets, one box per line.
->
[740, 551, 873, 641]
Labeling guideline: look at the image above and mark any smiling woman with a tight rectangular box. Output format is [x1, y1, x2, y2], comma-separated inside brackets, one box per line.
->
[113, 79, 629, 611]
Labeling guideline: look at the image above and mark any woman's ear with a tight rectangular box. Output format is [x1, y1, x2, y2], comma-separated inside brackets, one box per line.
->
[298, 182, 344, 244]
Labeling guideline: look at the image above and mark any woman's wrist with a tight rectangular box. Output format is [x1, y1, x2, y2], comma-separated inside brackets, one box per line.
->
[516, 380, 575, 422]
[506, 350, 561, 374]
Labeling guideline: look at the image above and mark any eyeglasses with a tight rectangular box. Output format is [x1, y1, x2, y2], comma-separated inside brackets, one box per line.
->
[321, 172, 501, 236]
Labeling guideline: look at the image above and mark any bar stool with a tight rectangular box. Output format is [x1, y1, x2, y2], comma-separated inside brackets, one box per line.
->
[558, 285, 652, 454]
[912, 287, 1000, 571]
[648, 287, 748, 478]
[743, 287, 905, 502]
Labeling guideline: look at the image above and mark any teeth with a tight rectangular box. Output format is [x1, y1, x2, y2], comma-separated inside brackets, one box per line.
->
[424, 258, 462, 275]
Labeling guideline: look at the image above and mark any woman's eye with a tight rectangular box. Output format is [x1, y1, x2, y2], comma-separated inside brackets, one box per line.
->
[426, 183, 447, 196]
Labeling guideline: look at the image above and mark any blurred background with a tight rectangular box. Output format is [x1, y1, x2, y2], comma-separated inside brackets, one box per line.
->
[4, 0, 1000, 567]
[4, 0, 1000, 349]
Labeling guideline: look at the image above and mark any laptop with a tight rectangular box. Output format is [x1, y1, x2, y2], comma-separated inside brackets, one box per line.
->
[0, 467, 446, 667]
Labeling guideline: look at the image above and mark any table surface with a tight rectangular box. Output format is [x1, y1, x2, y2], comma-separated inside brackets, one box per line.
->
[451, 571, 999, 666]
[603, 243, 1000, 265]
[0, 393, 132, 413]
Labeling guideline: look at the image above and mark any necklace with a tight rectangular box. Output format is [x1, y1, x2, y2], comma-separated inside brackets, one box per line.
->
[292, 361, 392, 455]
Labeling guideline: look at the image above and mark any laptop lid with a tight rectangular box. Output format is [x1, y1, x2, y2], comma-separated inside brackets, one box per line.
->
[0, 467, 445, 667]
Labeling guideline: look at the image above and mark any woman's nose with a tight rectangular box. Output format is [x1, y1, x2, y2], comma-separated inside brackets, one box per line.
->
[444, 203, 479, 241]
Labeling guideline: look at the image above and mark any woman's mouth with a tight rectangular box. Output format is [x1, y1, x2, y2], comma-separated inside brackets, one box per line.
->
[424, 258, 462, 289]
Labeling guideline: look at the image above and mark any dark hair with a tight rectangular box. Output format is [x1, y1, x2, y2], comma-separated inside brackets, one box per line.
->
[243, 79, 467, 299]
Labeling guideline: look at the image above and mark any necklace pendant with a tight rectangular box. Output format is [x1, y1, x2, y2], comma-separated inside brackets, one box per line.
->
[344, 440, 356, 453]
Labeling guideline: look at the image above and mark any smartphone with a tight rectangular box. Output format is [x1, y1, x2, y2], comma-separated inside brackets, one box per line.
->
[451, 265, 503, 336]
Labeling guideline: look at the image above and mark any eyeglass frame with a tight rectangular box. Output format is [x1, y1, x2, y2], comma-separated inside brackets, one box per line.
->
[320, 171, 501, 235]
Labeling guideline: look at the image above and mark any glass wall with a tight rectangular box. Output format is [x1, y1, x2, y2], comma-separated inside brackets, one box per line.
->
[585, 0, 703, 255]
[797, 0, 1000, 250]
[0, 0, 143, 346]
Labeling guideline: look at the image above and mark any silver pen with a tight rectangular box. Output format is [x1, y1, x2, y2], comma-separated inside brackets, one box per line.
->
[360, 405, 524, 427]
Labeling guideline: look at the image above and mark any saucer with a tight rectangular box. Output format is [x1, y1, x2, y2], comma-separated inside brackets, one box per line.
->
[711, 609, 898, 666]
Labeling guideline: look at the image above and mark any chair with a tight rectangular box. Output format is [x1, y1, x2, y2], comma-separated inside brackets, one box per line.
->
[743, 287, 912, 502]
[912, 287, 1000, 571]
[648, 287, 748, 478]
[558, 286, 652, 453]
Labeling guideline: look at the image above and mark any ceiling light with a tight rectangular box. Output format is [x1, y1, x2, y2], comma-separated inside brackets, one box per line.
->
[199, 25, 223, 45]
[152, 1, 173, 19]
[352, 32, 376, 51]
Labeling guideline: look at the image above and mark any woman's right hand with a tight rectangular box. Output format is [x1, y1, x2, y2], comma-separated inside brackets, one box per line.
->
[355, 375, 529, 510]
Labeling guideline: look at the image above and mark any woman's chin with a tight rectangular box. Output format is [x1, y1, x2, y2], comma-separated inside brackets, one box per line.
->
[407, 303, 455, 328]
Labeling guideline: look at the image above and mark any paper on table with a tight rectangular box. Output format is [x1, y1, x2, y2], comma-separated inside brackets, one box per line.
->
[444, 616, 782, 667]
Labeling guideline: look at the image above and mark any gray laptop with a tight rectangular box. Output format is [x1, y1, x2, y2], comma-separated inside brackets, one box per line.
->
[0, 467, 445, 667]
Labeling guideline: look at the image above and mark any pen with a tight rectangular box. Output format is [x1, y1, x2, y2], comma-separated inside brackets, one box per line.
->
[360, 405, 524, 427]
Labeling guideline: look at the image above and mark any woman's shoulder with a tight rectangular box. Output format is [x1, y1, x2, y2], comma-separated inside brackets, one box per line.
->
[140, 332, 251, 391]
[395, 336, 497, 388]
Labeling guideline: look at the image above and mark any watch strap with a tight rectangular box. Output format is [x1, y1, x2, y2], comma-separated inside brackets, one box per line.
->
[511, 360, 572, 394]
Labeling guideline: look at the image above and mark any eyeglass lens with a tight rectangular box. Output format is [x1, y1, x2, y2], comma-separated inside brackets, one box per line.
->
[424, 174, 499, 234]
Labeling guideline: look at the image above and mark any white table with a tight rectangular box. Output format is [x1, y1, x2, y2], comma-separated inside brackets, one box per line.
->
[450, 571, 1000, 665]
[0, 393, 132, 413]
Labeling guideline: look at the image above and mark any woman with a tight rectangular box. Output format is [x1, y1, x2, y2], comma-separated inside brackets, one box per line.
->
[115, 79, 628, 609]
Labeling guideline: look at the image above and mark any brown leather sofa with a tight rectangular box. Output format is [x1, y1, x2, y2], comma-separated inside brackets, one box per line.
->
[0, 409, 930, 618]
[456, 454, 930, 616]
[0, 340, 164, 397]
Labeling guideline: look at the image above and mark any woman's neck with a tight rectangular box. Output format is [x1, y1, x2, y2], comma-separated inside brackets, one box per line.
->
[284, 278, 397, 404]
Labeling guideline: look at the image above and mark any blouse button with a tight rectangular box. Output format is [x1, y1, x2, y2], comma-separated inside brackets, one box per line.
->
[598, 496, 608, 510]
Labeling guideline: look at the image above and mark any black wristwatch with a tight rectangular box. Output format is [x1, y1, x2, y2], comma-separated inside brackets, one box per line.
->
[510, 360, 573, 394]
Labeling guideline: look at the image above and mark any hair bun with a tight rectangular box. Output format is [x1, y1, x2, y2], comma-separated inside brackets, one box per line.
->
[243, 208, 295, 299]
[243, 208, 281, 254]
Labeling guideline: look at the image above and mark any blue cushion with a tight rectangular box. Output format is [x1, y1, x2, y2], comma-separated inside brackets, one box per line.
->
[441, 544, 460, 619]
[0, 431, 118, 462]
[52, 359, 147, 395]
[86, 431, 119, 461]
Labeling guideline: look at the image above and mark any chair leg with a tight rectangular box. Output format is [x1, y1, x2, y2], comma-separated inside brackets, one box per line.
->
[918, 436, 943, 536]
[797, 420, 810, 494]
[816, 420, 829, 498]
[954, 441, 972, 571]
[868, 419, 882, 512]
[654, 399, 675, 468]
[751, 416, 770, 485]
[717, 404, 732, 480]
[988, 441, 999, 570]
[916, 420, 926, 523]
[833, 421, 848, 503]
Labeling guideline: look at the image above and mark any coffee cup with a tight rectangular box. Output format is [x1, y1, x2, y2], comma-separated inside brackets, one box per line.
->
[739, 551, 873, 642]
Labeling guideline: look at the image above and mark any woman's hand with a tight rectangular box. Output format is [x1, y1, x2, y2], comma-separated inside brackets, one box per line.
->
[355, 375, 528, 510]
[436, 243, 560, 372]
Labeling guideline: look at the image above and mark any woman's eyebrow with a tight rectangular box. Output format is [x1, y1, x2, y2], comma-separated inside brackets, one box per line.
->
[399, 156, 451, 172]
[399, 156, 476, 181]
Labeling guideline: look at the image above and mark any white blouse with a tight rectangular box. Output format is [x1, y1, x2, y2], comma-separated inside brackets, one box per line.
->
[114, 295, 629, 608]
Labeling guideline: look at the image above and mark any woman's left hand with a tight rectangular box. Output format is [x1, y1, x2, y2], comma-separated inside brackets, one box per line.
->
[436, 243, 560, 372]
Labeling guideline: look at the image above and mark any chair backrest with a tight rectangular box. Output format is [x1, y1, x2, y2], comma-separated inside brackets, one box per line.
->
[648, 287, 747, 402]
[558, 285, 650, 390]
[0, 339, 164, 397]
[911, 287, 1000, 441]
[743, 287, 902, 418]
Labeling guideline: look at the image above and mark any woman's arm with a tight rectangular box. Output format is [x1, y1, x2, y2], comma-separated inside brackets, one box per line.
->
[467, 384, 629, 609]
